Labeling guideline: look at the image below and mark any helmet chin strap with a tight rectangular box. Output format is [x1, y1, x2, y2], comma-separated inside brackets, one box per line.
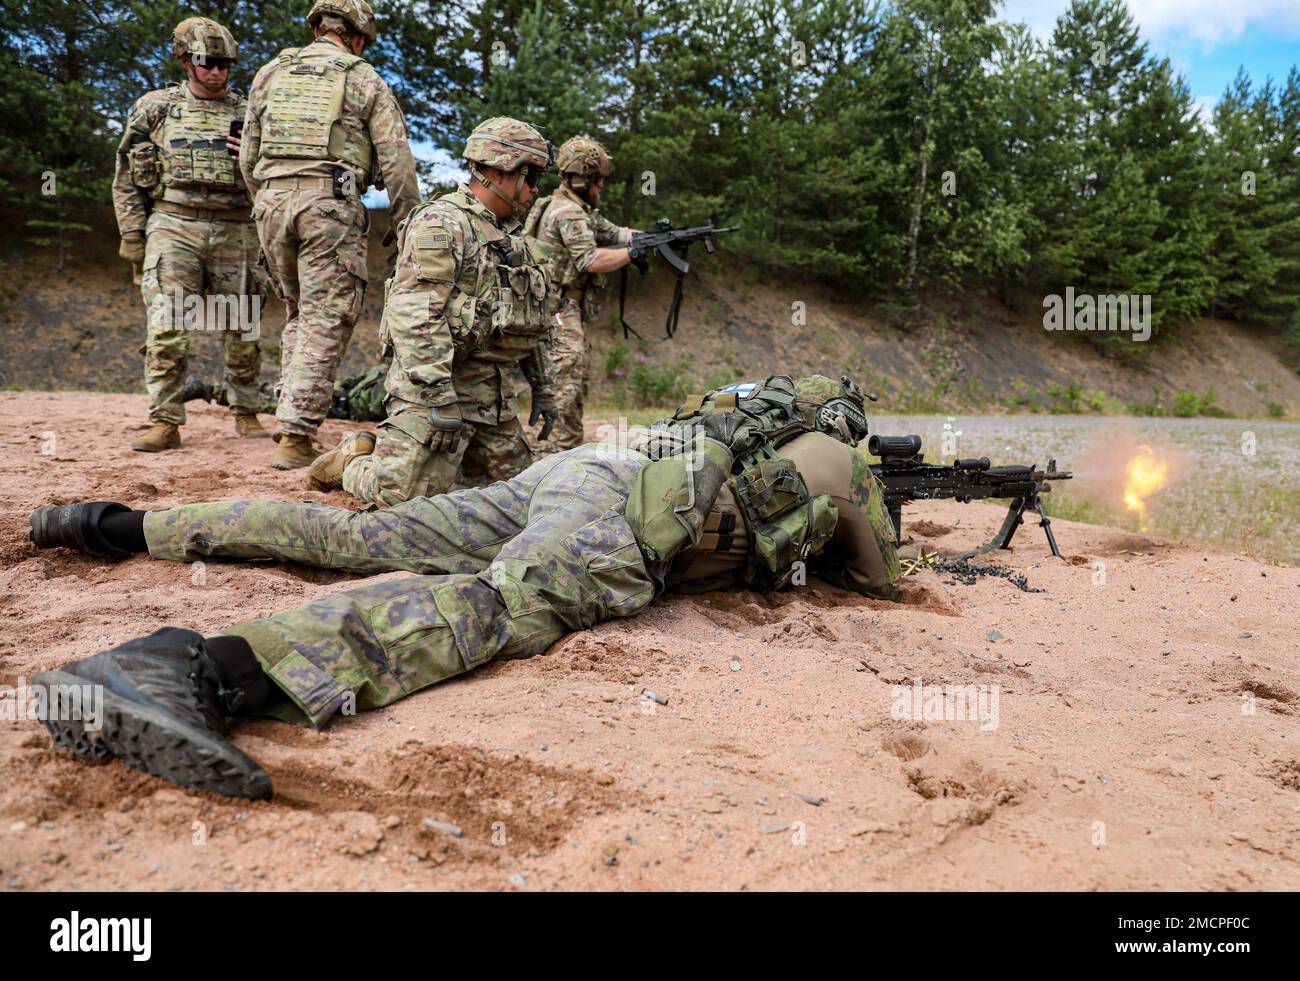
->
[475, 166, 529, 218]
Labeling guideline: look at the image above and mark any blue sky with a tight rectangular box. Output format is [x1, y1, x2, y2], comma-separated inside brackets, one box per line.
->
[1000, 0, 1300, 119]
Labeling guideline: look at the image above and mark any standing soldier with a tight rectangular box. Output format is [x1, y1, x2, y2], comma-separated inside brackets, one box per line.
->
[113, 17, 267, 452]
[308, 117, 559, 507]
[524, 136, 637, 451]
[240, 0, 420, 470]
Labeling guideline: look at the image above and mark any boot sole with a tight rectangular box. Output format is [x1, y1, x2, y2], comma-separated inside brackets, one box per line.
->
[131, 442, 181, 453]
[33, 669, 272, 800]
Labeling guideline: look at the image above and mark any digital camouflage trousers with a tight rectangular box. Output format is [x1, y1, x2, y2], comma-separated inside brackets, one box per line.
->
[142, 445, 655, 726]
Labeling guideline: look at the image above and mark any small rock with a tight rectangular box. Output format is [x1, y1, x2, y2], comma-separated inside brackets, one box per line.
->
[795, 793, 824, 806]
[729, 657, 742, 673]
[642, 689, 668, 706]
[1097, 773, 1112, 784]
[385, 815, 402, 829]
[759, 819, 789, 834]
[986, 629, 1003, 642]
[421, 818, 463, 838]
[1239, 631, 1252, 639]
[507, 873, 526, 888]
[7, 821, 27, 834]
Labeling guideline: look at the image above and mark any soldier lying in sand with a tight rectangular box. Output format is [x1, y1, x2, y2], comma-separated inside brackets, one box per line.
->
[26, 375, 897, 799]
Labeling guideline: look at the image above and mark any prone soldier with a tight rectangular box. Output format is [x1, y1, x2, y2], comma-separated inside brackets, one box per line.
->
[28, 374, 899, 798]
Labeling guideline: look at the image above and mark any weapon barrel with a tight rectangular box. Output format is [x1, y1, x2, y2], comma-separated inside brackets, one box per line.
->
[868, 434, 922, 460]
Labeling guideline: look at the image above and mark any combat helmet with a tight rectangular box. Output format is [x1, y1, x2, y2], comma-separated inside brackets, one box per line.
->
[172, 17, 237, 63]
[794, 374, 872, 445]
[463, 116, 554, 217]
[556, 136, 613, 189]
[308, 0, 378, 44]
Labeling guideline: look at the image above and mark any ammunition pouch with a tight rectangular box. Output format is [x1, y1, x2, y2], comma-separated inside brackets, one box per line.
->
[623, 435, 733, 587]
[733, 453, 838, 588]
[129, 139, 160, 190]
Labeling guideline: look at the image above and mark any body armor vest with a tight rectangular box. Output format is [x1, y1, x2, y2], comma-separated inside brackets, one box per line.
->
[392, 199, 552, 364]
[523, 194, 606, 314]
[157, 88, 244, 192]
[662, 375, 841, 590]
[260, 46, 373, 174]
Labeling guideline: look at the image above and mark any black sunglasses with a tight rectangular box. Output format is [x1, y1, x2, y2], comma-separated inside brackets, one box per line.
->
[523, 165, 544, 189]
[191, 55, 233, 71]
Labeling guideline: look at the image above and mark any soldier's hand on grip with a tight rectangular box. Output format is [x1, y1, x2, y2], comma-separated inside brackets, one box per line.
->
[529, 397, 558, 442]
[428, 403, 464, 453]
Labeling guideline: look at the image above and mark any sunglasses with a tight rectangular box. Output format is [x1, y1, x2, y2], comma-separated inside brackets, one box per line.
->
[523, 165, 544, 189]
[191, 56, 233, 71]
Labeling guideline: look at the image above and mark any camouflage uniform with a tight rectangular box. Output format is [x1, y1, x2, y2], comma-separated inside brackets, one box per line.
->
[112, 24, 260, 427]
[339, 118, 557, 507]
[341, 187, 556, 505]
[241, 11, 419, 441]
[525, 139, 631, 450]
[140, 411, 898, 728]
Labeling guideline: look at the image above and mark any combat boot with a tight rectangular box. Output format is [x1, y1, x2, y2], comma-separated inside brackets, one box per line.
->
[233, 412, 271, 439]
[29, 501, 136, 561]
[131, 421, 181, 453]
[33, 627, 272, 799]
[271, 433, 319, 470]
[308, 431, 376, 491]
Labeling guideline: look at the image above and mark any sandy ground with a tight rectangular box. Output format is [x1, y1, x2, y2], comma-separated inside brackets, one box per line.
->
[0, 392, 1297, 892]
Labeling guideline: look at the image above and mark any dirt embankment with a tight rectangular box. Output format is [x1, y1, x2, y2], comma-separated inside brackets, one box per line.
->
[2, 206, 1298, 418]
[0, 393, 1297, 891]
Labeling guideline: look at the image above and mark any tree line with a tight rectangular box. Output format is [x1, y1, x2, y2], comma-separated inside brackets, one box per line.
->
[3, 0, 1298, 344]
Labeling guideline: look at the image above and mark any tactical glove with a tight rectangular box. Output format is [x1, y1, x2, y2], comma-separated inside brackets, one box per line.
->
[695, 410, 761, 457]
[429, 403, 464, 454]
[529, 397, 558, 442]
[119, 234, 145, 265]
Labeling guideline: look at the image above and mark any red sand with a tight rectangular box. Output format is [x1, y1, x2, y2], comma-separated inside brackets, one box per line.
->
[1, 393, 1297, 891]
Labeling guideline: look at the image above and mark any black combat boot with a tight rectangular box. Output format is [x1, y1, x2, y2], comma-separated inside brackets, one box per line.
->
[28, 502, 141, 561]
[33, 627, 272, 800]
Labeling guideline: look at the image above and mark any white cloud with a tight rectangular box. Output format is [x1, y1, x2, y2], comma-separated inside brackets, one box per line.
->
[1124, 0, 1300, 47]
[999, 0, 1300, 48]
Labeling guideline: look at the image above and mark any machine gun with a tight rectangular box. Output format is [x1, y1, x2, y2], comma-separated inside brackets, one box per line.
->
[867, 434, 1073, 560]
[619, 218, 738, 341]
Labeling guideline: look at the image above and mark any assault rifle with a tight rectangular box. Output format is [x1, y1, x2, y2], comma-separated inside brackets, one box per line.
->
[867, 434, 1073, 560]
[181, 377, 374, 422]
[619, 218, 738, 341]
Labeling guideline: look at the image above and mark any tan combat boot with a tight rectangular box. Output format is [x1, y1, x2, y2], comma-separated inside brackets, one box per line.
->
[233, 413, 271, 439]
[132, 422, 181, 453]
[271, 433, 319, 470]
[308, 432, 376, 491]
